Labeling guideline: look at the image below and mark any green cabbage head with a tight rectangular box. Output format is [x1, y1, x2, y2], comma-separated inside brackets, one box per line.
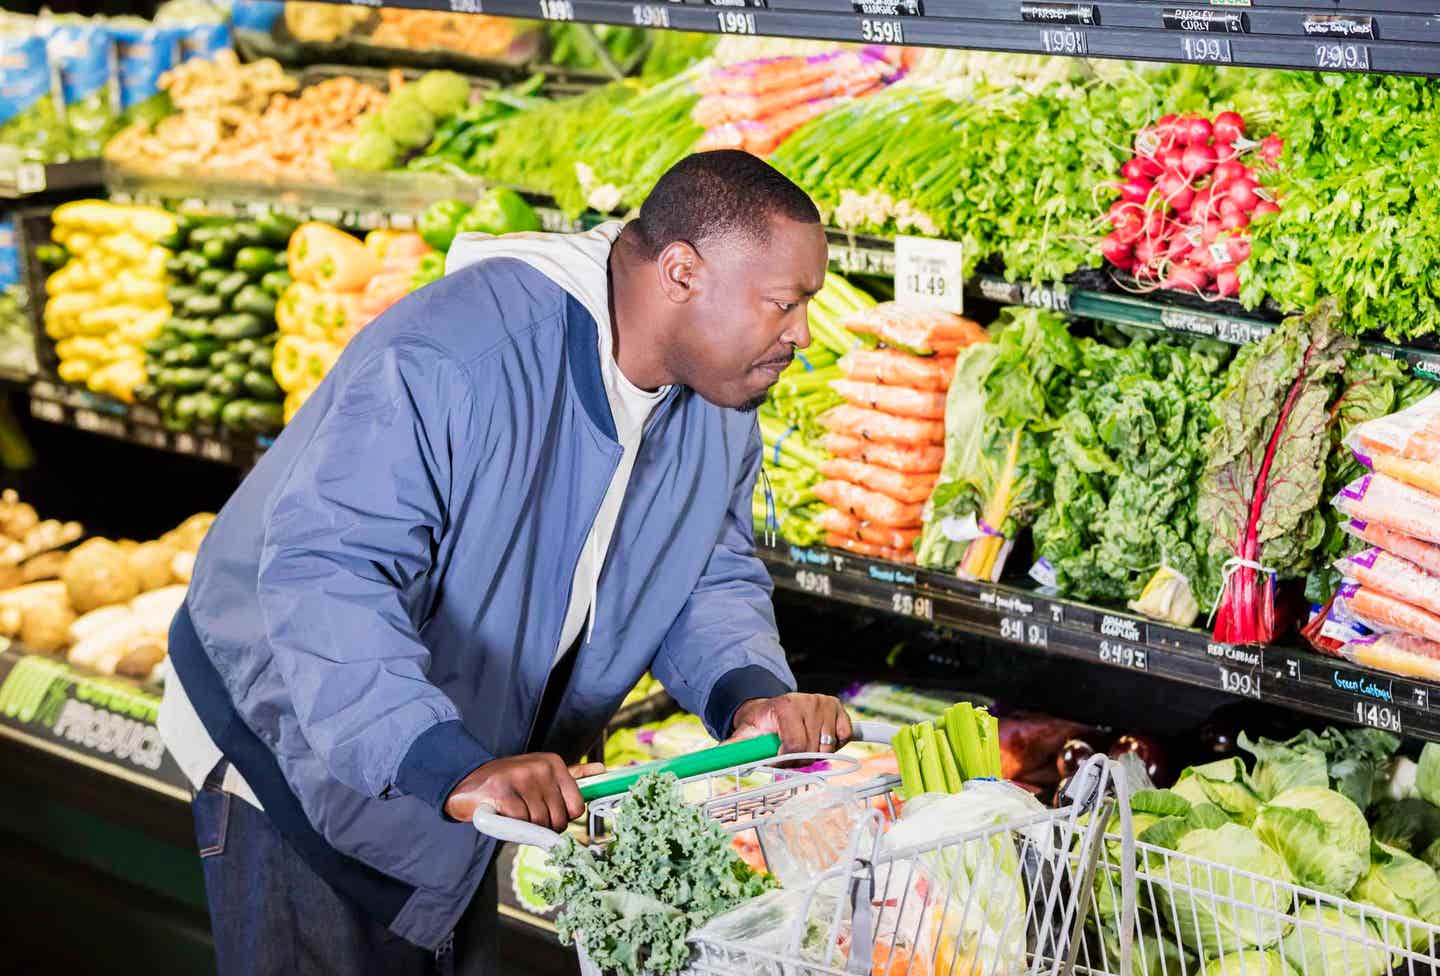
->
[1252, 787, 1371, 895]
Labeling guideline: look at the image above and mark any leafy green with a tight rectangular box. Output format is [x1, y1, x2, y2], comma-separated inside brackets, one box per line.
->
[1162, 823, 1295, 955]
[916, 341, 999, 568]
[1198, 950, 1296, 976]
[1171, 758, 1262, 825]
[1350, 842, 1440, 950]
[1252, 787, 1371, 896]
[1419, 743, 1440, 808]
[1239, 727, 1401, 809]
[1370, 799, 1440, 857]
[540, 773, 774, 976]
[1278, 905, 1389, 976]
[1033, 331, 1230, 605]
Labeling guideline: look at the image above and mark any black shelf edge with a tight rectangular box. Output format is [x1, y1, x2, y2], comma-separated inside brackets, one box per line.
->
[760, 541, 1440, 741]
[309, 0, 1440, 76]
[0, 644, 191, 802]
[0, 160, 104, 201]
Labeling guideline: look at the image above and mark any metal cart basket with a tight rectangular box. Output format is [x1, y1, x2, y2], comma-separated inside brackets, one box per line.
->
[473, 722, 1123, 976]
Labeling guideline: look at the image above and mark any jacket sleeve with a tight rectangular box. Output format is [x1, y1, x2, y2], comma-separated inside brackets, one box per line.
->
[255, 342, 491, 812]
[651, 421, 795, 739]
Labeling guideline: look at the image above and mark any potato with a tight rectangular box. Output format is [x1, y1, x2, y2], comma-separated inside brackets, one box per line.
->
[0, 604, 21, 637]
[165, 513, 216, 553]
[61, 539, 141, 613]
[21, 550, 68, 583]
[20, 597, 77, 653]
[114, 643, 166, 679]
[127, 541, 177, 591]
[0, 564, 24, 590]
[0, 502, 39, 541]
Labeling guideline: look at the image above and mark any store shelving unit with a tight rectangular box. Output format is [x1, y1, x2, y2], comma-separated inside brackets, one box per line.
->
[0, 158, 103, 201]
[312, 0, 1440, 75]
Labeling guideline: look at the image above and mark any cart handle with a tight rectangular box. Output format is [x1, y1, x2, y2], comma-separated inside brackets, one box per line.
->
[471, 720, 895, 847]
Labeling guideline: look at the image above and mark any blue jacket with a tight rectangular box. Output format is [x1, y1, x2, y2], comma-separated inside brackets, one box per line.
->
[168, 256, 794, 949]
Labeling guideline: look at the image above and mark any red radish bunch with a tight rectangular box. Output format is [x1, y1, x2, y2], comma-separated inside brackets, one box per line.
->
[1097, 111, 1282, 299]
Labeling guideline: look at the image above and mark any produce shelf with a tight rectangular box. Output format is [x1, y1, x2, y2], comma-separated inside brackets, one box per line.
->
[27, 378, 266, 469]
[758, 541, 1440, 743]
[312, 0, 1440, 76]
[0, 643, 191, 802]
[0, 159, 103, 201]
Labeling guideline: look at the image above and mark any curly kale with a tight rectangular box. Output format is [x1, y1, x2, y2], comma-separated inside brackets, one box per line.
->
[539, 773, 774, 976]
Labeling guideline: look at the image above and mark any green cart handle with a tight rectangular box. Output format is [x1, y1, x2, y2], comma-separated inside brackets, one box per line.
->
[575, 734, 783, 802]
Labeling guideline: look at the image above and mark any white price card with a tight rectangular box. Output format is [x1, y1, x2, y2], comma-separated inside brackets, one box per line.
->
[893, 235, 965, 315]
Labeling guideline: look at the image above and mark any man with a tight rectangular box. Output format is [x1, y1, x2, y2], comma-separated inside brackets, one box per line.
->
[159, 150, 851, 974]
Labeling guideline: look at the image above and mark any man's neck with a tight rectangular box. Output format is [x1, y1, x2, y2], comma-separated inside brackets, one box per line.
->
[607, 230, 673, 393]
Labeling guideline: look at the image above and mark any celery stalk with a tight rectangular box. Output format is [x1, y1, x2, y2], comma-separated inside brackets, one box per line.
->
[945, 702, 985, 781]
[983, 711, 1003, 779]
[892, 725, 924, 800]
[915, 721, 947, 795]
[936, 729, 963, 793]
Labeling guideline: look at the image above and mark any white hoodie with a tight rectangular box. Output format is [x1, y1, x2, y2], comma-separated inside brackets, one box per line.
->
[447, 223, 668, 663]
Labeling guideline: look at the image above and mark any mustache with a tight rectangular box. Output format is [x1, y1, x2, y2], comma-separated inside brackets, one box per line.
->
[755, 352, 795, 369]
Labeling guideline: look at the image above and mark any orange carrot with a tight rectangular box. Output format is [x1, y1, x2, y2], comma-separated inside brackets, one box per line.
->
[1348, 520, 1440, 577]
[819, 405, 944, 446]
[830, 379, 947, 420]
[843, 303, 988, 356]
[814, 480, 924, 528]
[840, 348, 956, 391]
[826, 532, 916, 564]
[816, 508, 922, 550]
[819, 458, 937, 504]
[821, 434, 944, 474]
[1350, 586, 1440, 643]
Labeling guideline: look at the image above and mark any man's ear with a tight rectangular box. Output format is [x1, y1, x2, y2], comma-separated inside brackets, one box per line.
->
[655, 240, 701, 304]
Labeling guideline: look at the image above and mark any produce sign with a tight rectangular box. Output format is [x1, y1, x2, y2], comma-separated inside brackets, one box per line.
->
[0, 647, 190, 798]
[1098, 110, 1282, 298]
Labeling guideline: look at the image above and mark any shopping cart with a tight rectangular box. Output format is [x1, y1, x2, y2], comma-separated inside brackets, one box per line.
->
[473, 722, 1122, 976]
[1078, 765, 1440, 976]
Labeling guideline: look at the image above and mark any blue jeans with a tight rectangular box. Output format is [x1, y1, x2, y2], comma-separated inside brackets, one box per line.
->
[193, 767, 497, 976]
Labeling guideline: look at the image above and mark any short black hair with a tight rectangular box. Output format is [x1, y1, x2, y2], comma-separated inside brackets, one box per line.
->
[635, 150, 820, 258]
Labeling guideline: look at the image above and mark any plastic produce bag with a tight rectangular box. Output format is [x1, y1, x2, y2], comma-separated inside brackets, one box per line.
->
[110, 23, 180, 111]
[754, 785, 877, 888]
[1333, 473, 1440, 545]
[155, 0, 234, 62]
[0, 30, 68, 163]
[1345, 390, 1440, 463]
[1343, 518, 1440, 577]
[43, 21, 117, 158]
[1336, 547, 1440, 617]
[1333, 582, 1440, 644]
[1339, 632, 1440, 682]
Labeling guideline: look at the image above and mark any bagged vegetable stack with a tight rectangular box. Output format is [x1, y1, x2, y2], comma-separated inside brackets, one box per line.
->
[1322, 391, 1440, 681]
[273, 222, 434, 422]
[753, 273, 875, 549]
[813, 301, 986, 564]
[137, 210, 296, 433]
[693, 48, 900, 158]
[43, 201, 177, 403]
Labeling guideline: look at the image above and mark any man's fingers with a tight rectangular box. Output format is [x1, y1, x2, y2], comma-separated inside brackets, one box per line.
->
[559, 762, 592, 822]
[837, 705, 854, 745]
[777, 704, 810, 754]
[569, 762, 605, 779]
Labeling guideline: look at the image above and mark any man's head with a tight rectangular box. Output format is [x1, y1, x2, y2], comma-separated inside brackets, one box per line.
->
[623, 150, 827, 412]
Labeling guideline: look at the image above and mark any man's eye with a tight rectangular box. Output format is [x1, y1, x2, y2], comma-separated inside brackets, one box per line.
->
[774, 301, 796, 314]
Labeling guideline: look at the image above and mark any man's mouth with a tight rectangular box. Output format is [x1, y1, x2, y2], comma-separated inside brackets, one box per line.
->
[754, 356, 793, 375]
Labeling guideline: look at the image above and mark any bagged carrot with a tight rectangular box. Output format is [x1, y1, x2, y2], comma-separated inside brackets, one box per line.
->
[1343, 519, 1440, 577]
[1370, 452, 1440, 497]
[821, 434, 944, 474]
[842, 303, 988, 356]
[816, 508, 921, 550]
[825, 532, 916, 564]
[1345, 390, 1440, 463]
[839, 349, 956, 392]
[1332, 473, 1440, 544]
[819, 458, 937, 504]
[814, 480, 924, 528]
[1336, 583, 1440, 644]
[818, 405, 944, 446]
[1336, 547, 1440, 618]
[830, 379, 946, 420]
[1338, 632, 1440, 682]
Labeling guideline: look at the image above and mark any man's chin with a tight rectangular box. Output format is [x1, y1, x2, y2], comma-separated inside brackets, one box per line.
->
[738, 392, 768, 413]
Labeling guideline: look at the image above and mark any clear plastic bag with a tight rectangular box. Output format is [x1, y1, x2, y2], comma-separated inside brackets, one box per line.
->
[1332, 473, 1440, 545]
[755, 785, 877, 889]
[1344, 390, 1440, 463]
[1338, 632, 1440, 682]
[1343, 518, 1440, 577]
[1335, 547, 1440, 618]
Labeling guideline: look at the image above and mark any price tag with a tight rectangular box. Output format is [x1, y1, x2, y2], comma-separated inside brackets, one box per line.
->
[795, 569, 832, 597]
[1181, 36, 1232, 62]
[16, 163, 45, 195]
[1040, 28, 1088, 56]
[1098, 640, 1148, 671]
[1315, 42, 1369, 71]
[74, 409, 127, 439]
[1000, 616, 1049, 649]
[1218, 664, 1261, 699]
[717, 10, 757, 33]
[173, 432, 198, 456]
[449, 0, 483, 12]
[131, 426, 168, 451]
[1021, 282, 1071, 312]
[311, 205, 342, 224]
[199, 438, 233, 464]
[539, 0, 574, 20]
[1355, 701, 1401, 734]
[894, 235, 964, 314]
[860, 19, 904, 43]
[29, 397, 65, 425]
[891, 589, 934, 622]
[632, 4, 670, 27]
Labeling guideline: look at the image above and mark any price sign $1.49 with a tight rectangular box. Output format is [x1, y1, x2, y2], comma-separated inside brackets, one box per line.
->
[894, 235, 964, 315]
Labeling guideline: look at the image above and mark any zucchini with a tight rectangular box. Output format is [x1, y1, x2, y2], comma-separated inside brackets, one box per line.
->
[132, 382, 158, 403]
[210, 313, 267, 341]
[260, 270, 293, 296]
[144, 330, 184, 356]
[232, 338, 259, 358]
[201, 237, 233, 264]
[158, 367, 210, 392]
[209, 349, 235, 369]
[248, 346, 274, 371]
[221, 360, 248, 383]
[172, 317, 213, 342]
[187, 225, 223, 246]
[156, 230, 185, 251]
[183, 293, 225, 318]
[166, 340, 223, 367]
[231, 223, 266, 247]
[256, 211, 300, 245]
[245, 400, 285, 430]
[215, 270, 249, 302]
[234, 246, 279, 274]
[165, 256, 190, 279]
[174, 393, 202, 424]
[243, 370, 283, 401]
[181, 252, 210, 279]
[207, 374, 240, 399]
[220, 399, 250, 430]
[195, 268, 226, 291]
[165, 284, 201, 307]
[232, 285, 277, 319]
[193, 393, 224, 424]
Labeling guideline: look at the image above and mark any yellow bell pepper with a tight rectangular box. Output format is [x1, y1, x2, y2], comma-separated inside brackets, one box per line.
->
[276, 282, 318, 335]
[287, 223, 379, 288]
[272, 335, 308, 392]
[117, 308, 169, 344]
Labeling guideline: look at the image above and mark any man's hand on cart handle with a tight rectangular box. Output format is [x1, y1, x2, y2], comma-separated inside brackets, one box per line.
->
[444, 754, 605, 831]
[728, 693, 853, 755]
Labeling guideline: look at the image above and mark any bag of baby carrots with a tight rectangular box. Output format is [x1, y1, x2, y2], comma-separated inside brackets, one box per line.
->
[842, 303, 988, 356]
[824, 533, 916, 564]
[830, 379, 946, 421]
[839, 349, 956, 392]
[1344, 391, 1440, 463]
[819, 458, 938, 504]
[1343, 519, 1440, 577]
[1336, 547, 1440, 618]
[1334, 582, 1440, 644]
[821, 434, 944, 474]
[1338, 632, 1440, 682]
[813, 480, 924, 528]
[815, 508, 921, 551]
[1332, 473, 1440, 545]
[818, 405, 944, 446]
